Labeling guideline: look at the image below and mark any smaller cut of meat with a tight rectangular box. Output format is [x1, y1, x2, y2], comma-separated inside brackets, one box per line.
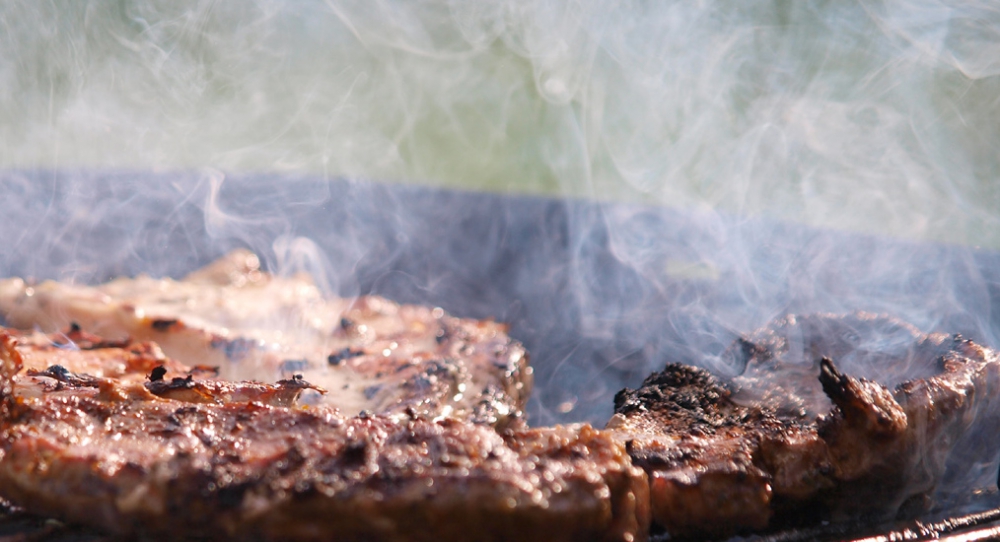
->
[608, 313, 1000, 537]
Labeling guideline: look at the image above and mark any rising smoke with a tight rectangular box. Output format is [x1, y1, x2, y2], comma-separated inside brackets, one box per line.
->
[2, 1, 1000, 246]
[3, 0, 1000, 494]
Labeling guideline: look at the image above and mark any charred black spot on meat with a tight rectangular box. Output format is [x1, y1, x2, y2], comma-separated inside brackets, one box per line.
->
[614, 363, 730, 418]
[150, 319, 178, 331]
[146, 375, 196, 396]
[818, 357, 848, 400]
[149, 365, 167, 382]
[40, 364, 70, 380]
[27, 365, 99, 388]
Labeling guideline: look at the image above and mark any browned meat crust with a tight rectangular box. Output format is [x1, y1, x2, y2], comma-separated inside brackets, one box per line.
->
[0, 329, 649, 542]
[608, 313, 1000, 537]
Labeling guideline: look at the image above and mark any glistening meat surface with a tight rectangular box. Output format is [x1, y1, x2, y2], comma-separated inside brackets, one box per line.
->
[0, 329, 649, 542]
[608, 313, 1000, 536]
[0, 251, 532, 428]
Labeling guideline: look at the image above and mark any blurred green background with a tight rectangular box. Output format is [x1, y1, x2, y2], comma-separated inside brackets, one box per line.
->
[3, 0, 1000, 247]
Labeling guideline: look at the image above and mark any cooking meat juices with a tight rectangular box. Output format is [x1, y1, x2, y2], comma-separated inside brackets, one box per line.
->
[1, 255, 999, 540]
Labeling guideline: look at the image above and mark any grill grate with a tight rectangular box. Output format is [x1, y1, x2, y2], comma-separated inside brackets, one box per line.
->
[749, 494, 1000, 542]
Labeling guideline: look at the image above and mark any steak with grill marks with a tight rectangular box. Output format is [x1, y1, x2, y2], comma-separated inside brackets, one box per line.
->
[608, 313, 1000, 537]
[0, 328, 649, 542]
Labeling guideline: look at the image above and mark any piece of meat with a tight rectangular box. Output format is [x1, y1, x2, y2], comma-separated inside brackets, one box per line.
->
[726, 312, 944, 419]
[0, 250, 531, 428]
[607, 363, 788, 536]
[0, 328, 649, 542]
[608, 313, 1000, 537]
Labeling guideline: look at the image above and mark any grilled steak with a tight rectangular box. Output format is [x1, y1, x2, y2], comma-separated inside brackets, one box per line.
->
[608, 313, 1000, 537]
[0, 250, 531, 428]
[0, 328, 649, 542]
[3, 282, 999, 542]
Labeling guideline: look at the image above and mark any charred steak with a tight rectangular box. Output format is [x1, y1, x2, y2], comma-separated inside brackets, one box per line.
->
[608, 313, 1000, 536]
[0, 328, 649, 542]
[0, 250, 531, 428]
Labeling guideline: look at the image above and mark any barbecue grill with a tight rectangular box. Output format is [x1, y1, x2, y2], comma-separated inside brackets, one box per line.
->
[2, 169, 1000, 540]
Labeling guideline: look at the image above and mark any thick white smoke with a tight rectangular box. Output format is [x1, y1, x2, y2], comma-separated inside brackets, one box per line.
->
[2, 1, 999, 246]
